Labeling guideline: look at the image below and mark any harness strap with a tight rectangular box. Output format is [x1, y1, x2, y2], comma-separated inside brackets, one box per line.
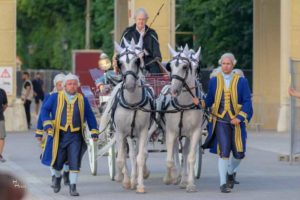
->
[178, 111, 184, 139]
[130, 110, 137, 138]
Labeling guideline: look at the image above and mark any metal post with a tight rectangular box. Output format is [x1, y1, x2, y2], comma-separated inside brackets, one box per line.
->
[85, 0, 91, 49]
[289, 58, 294, 164]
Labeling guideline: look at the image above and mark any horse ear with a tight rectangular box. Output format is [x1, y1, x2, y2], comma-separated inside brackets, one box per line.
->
[195, 46, 201, 60]
[168, 43, 177, 57]
[114, 42, 123, 53]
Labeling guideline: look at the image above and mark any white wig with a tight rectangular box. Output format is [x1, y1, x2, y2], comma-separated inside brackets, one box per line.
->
[218, 53, 237, 66]
[63, 73, 80, 86]
[53, 73, 65, 85]
[134, 8, 149, 19]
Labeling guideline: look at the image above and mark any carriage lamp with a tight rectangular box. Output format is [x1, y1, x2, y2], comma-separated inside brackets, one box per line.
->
[98, 53, 112, 71]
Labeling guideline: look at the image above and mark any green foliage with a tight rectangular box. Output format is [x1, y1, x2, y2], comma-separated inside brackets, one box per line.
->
[176, 0, 253, 69]
[17, 0, 113, 70]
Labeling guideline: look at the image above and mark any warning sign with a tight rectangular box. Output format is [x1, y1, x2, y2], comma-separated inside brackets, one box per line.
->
[0, 69, 11, 78]
[0, 67, 13, 95]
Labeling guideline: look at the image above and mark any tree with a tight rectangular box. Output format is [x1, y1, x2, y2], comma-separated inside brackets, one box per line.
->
[176, 0, 253, 69]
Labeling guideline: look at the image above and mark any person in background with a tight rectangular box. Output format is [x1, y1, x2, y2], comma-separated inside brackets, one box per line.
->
[119, 8, 162, 74]
[95, 53, 121, 93]
[0, 87, 8, 162]
[21, 72, 33, 129]
[35, 73, 70, 188]
[32, 72, 45, 116]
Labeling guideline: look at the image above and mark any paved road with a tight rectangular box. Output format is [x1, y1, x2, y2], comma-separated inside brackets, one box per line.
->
[0, 131, 299, 200]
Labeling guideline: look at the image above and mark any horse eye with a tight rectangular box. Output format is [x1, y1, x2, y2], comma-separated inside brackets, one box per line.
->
[183, 66, 187, 70]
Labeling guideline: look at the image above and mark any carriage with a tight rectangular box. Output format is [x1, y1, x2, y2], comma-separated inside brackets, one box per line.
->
[82, 70, 205, 181]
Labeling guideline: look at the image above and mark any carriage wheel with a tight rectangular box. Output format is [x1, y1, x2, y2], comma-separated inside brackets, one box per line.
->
[194, 140, 202, 179]
[87, 138, 98, 176]
[108, 142, 116, 181]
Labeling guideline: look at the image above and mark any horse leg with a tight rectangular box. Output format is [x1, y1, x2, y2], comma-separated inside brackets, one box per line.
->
[136, 129, 148, 193]
[179, 138, 189, 189]
[163, 131, 177, 185]
[127, 137, 137, 190]
[114, 135, 124, 182]
[186, 131, 201, 193]
[116, 137, 130, 189]
[171, 142, 181, 185]
[143, 144, 151, 179]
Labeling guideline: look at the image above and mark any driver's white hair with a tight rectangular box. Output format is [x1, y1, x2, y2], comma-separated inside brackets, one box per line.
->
[218, 53, 237, 66]
[134, 8, 149, 19]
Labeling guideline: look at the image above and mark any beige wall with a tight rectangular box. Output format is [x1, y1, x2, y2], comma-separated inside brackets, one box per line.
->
[253, 0, 281, 130]
[291, 0, 300, 58]
[114, 0, 128, 42]
[128, 0, 175, 61]
[0, 0, 16, 100]
[254, 0, 300, 131]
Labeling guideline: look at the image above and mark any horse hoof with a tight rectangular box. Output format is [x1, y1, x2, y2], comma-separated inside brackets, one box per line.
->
[130, 182, 137, 190]
[172, 176, 181, 185]
[122, 181, 131, 190]
[179, 181, 188, 189]
[186, 185, 197, 193]
[143, 170, 151, 179]
[136, 186, 146, 194]
[163, 176, 172, 185]
[115, 173, 124, 182]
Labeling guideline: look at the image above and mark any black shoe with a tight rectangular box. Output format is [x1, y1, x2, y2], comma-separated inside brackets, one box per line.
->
[220, 184, 231, 193]
[53, 176, 62, 193]
[51, 175, 55, 188]
[0, 154, 6, 163]
[227, 173, 235, 189]
[63, 171, 70, 185]
[233, 172, 240, 184]
[69, 184, 80, 196]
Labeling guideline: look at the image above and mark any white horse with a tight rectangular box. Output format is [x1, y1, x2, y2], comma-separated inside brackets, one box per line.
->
[103, 36, 152, 193]
[160, 44, 204, 192]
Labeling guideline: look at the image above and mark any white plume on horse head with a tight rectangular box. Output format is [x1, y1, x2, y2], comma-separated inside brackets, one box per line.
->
[123, 38, 130, 48]
[130, 38, 136, 50]
[168, 43, 178, 57]
[137, 34, 143, 48]
[114, 42, 123, 54]
[183, 44, 190, 55]
[194, 47, 201, 61]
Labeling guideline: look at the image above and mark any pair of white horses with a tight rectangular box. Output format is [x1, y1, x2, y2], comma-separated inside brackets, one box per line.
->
[100, 36, 204, 193]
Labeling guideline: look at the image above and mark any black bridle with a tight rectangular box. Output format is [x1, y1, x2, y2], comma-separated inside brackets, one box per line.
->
[117, 47, 142, 80]
[169, 54, 197, 98]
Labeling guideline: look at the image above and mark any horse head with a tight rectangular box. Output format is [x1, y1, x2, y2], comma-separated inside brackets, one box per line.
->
[114, 35, 144, 92]
[166, 44, 199, 97]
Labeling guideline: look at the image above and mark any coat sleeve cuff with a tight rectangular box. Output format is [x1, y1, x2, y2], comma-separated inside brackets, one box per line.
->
[35, 129, 44, 136]
[43, 120, 53, 131]
[90, 129, 99, 135]
[237, 111, 248, 122]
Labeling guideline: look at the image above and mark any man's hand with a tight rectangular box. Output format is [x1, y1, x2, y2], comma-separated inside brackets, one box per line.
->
[36, 136, 43, 142]
[92, 137, 98, 142]
[231, 118, 241, 125]
[288, 87, 300, 98]
[192, 97, 199, 106]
